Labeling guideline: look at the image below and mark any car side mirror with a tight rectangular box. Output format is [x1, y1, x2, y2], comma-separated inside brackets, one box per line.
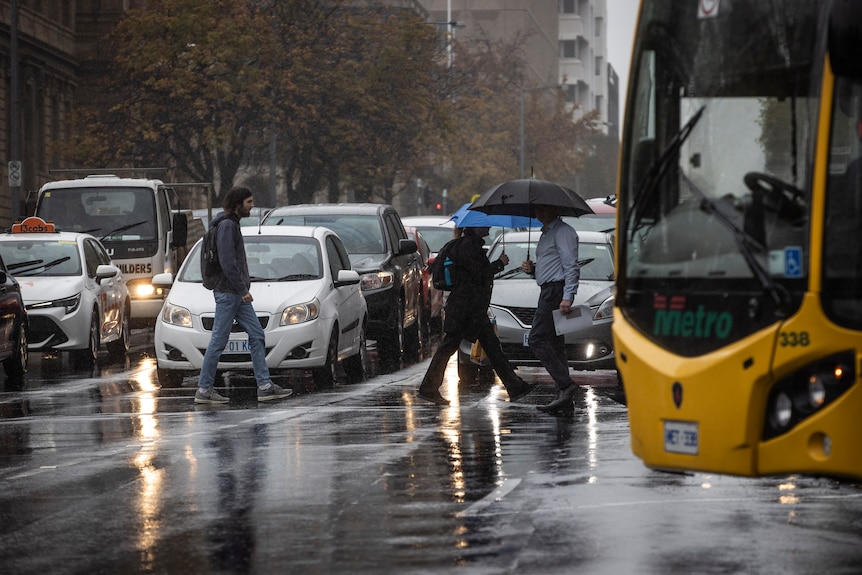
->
[399, 238, 418, 256]
[95, 264, 120, 284]
[335, 269, 361, 286]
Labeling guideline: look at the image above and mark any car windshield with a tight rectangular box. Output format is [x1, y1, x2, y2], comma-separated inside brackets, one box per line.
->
[0, 239, 82, 277]
[265, 213, 385, 255]
[181, 236, 322, 283]
[487, 237, 614, 282]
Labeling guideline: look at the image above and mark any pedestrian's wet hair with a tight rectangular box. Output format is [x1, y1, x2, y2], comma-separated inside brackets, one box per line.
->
[223, 186, 253, 213]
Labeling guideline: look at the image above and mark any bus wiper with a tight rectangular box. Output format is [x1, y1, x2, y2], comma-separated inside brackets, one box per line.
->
[629, 105, 706, 242]
[100, 220, 147, 241]
[687, 175, 790, 317]
[13, 256, 71, 276]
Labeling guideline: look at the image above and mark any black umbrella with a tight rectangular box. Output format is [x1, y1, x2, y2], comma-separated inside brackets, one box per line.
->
[468, 178, 594, 218]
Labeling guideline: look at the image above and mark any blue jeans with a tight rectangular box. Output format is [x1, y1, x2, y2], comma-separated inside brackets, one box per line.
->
[528, 281, 573, 391]
[198, 292, 272, 390]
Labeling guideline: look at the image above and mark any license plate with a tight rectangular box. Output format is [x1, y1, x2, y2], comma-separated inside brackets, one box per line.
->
[664, 420, 699, 455]
[224, 339, 250, 353]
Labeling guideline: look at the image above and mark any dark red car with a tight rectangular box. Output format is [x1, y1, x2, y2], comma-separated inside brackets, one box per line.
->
[404, 225, 444, 339]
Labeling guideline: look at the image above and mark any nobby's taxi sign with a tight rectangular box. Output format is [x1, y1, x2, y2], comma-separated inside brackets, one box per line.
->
[11, 216, 56, 234]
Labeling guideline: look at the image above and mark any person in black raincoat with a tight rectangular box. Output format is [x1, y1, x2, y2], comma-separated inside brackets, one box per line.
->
[416, 226, 537, 405]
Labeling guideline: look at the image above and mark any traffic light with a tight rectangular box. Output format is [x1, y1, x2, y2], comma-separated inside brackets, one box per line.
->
[435, 202, 443, 212]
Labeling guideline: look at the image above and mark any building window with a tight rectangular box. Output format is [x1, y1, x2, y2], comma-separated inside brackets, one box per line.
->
[595, 17, 603, 36]
[560, 40, 577, 59]
[565, 84, 577, 104]
[595, 56, 603, 75]
[560, 0, 576, 14]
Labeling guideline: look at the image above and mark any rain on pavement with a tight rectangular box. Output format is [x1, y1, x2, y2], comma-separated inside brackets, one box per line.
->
[1, 330, 861, 574]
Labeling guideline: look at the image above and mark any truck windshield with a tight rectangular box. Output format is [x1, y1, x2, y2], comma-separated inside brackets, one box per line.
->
[38, 187, 158, 241]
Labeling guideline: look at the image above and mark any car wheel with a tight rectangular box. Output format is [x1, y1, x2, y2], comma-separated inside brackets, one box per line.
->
[106, 304, 131, 361]
[156, 367, 184, 386]
[312, 327, 339, 389]
[343, 322, 367, 384]
[3, 323, 27, 379]
[377, 301, 405, 365]
[72, 312, 100, 369]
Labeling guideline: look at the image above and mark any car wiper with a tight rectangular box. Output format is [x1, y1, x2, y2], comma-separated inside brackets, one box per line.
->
[100, 220, 147, 241]
[577, 257, 595, 267]
[495, 268, 528, 280]
[7, 259, 43, 271]
[685, 174, 790, 317]
[276, 273, 318, 281]
[13, 256, 71, 276]
[629, 105, 706, 242]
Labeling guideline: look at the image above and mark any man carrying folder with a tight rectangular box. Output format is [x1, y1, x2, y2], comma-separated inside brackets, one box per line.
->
[521, 204, 581, 414]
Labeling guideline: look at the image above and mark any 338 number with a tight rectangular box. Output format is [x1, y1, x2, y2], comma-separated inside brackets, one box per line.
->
[779, 331, 810, 347]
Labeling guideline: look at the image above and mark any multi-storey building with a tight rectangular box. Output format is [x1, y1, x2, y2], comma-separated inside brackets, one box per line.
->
[420, 0, 616, 133]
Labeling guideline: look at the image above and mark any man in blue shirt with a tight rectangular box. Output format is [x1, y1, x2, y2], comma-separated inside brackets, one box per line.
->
[521, 204, 580, 413]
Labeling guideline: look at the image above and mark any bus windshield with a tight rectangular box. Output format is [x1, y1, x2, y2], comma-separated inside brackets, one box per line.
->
[618, 0, 821, 351]
[38, 187, 158, 242]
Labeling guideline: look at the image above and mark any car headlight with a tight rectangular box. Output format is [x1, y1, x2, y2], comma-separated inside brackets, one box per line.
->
[160, 301, 192, 327]
[28, 293, 82, 315]
[359, 271, 394, 292]
[593, 294, 615, 320]
[281, 299, 320, 325]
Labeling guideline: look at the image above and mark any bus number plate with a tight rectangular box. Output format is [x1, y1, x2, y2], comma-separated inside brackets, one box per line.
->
[664, 420, 699, 455]
[224, 339, 249, 353]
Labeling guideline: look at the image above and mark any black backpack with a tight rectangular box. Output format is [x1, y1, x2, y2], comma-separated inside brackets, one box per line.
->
[201, 220, 223, 290]
[430, 237, 462, 291]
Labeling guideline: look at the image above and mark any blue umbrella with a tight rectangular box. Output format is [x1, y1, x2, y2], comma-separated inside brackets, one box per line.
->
[448, 203, 541, 228]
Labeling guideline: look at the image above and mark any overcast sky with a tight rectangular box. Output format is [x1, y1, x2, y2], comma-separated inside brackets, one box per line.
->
[606, 0, 640, 131]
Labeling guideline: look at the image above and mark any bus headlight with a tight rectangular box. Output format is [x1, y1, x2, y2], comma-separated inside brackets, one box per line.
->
[763, 351, 855, 440]
[770, 392, 793, 430]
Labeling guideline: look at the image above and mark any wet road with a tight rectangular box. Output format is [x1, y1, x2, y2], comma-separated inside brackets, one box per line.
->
[1, 332, 861, 574]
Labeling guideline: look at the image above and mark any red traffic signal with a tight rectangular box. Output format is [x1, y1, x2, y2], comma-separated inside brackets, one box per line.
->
[435, 202, 443, 212]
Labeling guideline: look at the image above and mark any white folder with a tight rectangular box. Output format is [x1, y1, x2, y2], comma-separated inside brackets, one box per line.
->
[552, 305, 593, 336]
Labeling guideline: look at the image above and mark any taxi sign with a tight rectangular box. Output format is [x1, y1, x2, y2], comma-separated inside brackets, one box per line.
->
[11, 216, 56, 234]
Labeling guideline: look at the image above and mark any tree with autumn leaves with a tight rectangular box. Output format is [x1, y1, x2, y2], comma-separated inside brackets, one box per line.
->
[69, 0, 602, 209]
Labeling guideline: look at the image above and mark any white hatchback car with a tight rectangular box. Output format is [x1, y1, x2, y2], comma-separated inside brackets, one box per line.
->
[459, 229, 616, 382]
[153, 225, 367, 387]
[0, 217, 131, 368]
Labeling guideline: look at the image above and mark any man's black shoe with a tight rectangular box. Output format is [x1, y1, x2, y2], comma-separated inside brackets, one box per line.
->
[416, 389, 450, 406]
[537, 383, 577, 413]
[506, 382, 538, 402]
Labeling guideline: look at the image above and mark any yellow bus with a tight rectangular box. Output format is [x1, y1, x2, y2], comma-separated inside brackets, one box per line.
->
[613, 0, 862, 480]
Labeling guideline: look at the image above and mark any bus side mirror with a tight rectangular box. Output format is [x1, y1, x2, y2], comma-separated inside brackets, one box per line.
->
[171, 213, 188, 248]
[829, 1, 862, 78]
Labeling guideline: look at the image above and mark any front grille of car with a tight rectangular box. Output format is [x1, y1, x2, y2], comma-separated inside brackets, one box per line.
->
[501, 306, 536, 326]
[201, 316, 269, 332]
[27, 316, 68, 348]
[195, 348, 275, 363]
[501, 339, 614, 364]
